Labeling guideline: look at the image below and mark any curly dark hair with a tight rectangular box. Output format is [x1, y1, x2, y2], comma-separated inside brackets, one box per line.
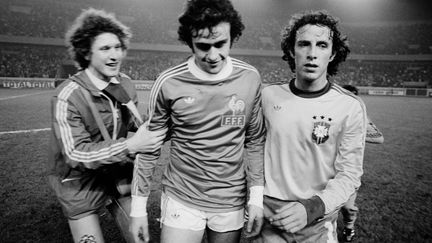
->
[65, 8, 132, 69]
[178, 0, 244, 49]
[281, 10, 350, 76]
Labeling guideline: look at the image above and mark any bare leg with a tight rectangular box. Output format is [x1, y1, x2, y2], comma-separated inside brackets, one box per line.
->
[68, 214, 104, 243]
[106, 196, 134, 242]
[161, 224, 204, 243]
[206, 228, 241, 243]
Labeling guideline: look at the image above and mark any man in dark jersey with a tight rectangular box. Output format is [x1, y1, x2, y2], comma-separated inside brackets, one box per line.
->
[129, 0, 266, 242]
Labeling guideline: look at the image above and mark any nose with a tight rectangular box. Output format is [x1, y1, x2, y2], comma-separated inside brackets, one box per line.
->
[307, 46, 317, 60]
[206, 47, 219, 61]
[110, 48, 123, 60]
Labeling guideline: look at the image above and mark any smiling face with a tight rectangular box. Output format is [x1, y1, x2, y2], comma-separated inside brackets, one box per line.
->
[191, 22, 231, 74]
[86, 32, 125, 82]
[291, 24, 335, 87]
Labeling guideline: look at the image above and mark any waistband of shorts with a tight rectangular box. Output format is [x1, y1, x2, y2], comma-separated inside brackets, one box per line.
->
[163, 187, 245, 213]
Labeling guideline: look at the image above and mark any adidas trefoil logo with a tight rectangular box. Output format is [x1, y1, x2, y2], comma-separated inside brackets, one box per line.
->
[184, 97, 195, 104]
[274, 105, 282, 111]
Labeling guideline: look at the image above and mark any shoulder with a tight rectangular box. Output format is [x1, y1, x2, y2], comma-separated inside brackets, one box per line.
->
[331, 83, 366, 109]
[230, 57, 260, 76]
[156, 61, 189, 83]
[119, 72, 131, 80]
[117, 72, 138, 98]
[54, 78, 81, 101]
[262, 82, 286, 95]
[148, 62, 189, 101]
[118, 72, 133, 85]
[118, 72, 133, 86]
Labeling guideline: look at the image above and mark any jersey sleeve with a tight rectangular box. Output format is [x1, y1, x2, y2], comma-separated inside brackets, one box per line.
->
[244, 80, 266, 188]
[51, 92, 131, 170]
[316, 100, 367, 214]
[131, 81, 169, 199]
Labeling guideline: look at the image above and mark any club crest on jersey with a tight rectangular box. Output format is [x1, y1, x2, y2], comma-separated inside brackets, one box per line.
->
[79, 235, 96, 243]
[221, 95, 246, 127]
[312, 115, 332, 144]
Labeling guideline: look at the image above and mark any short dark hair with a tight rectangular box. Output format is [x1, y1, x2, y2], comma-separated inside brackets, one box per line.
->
[281, 10, 350, 76]
[342, 84, 359, 95]
[178, 0, 244, 49]
[65, 8, 132, 69]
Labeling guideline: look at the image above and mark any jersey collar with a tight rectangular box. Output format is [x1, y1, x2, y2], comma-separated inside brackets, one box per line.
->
[289, 78, 332, 98]
[85, 69, 120, 91]
[188, 56, 233, 81]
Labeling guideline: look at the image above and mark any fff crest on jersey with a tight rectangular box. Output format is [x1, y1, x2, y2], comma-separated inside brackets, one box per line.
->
[312, 115, 332, 144]
[221, 95, 246, 127]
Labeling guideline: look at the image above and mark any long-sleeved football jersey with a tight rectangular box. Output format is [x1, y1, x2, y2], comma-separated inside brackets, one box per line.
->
[132, 56, 265, 212]
[262, 80, 367, 214]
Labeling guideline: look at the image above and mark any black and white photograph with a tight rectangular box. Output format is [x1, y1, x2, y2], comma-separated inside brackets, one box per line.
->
[0, 0, 431, 242]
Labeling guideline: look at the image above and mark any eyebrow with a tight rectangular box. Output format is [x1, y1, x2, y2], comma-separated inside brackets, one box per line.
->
[196, 39, 228, 45]
[98, 42, 122, 47]
[296, 39, 330, 45]
[317, 40, 330, 45]
[195, 39, 228, 49]
[296, 40, 310, 45]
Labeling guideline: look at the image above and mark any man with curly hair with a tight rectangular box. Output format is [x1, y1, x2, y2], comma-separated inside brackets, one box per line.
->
[255, 10, 367, 242]
[129, 0, 265, 242]
[47, 8, 166, 243]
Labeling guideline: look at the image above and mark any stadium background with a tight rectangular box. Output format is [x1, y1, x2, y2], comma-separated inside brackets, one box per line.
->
[0, 0, 431, 242]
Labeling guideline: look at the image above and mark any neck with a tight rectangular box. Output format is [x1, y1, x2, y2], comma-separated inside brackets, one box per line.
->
[294, 77, 328, 92]
[87, 66, 110, 82]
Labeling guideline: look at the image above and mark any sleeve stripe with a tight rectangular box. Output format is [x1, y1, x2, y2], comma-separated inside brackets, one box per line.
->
[332, 84, 358, 100]
[332, 83, 368, 139]
[56, 82, 128, 163]
[148, 63, 188, 123]
[57, 82, 79, 153]
[231, 58, 260, 75]
[148, 62, 187, 104]
[132, 154, 140, 195]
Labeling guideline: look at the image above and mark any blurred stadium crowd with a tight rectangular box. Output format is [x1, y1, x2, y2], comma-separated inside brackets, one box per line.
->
[0, 0, 431, 87]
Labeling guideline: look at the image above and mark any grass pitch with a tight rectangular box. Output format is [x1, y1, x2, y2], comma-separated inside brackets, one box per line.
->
[0, 89, 431, 242]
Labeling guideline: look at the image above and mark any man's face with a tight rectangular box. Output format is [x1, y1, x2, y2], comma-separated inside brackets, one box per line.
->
[191, 22, 231, 74]
[87, 32, 125, 82]
[291, 24, 335, 83]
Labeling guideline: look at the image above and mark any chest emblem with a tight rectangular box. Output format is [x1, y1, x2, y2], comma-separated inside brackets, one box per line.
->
[312, 115, 332, 144]
[273, 105, 282, 111]
[184, 96, 195, 104]
[221, 95, 246, 127]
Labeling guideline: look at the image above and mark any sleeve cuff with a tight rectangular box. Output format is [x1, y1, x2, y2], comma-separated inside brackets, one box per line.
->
[297, 195, 325, 225]
[247, 186, 264, 209]
[130, 196, 148, 217]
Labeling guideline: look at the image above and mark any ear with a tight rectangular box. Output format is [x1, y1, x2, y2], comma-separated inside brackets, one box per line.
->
[85, 50, 92, 61]
[289, 50, 294, 58]
[329, 52, 335, 62]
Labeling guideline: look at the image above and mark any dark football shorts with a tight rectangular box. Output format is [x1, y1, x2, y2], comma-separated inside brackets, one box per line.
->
[48, 163, 133, 220]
